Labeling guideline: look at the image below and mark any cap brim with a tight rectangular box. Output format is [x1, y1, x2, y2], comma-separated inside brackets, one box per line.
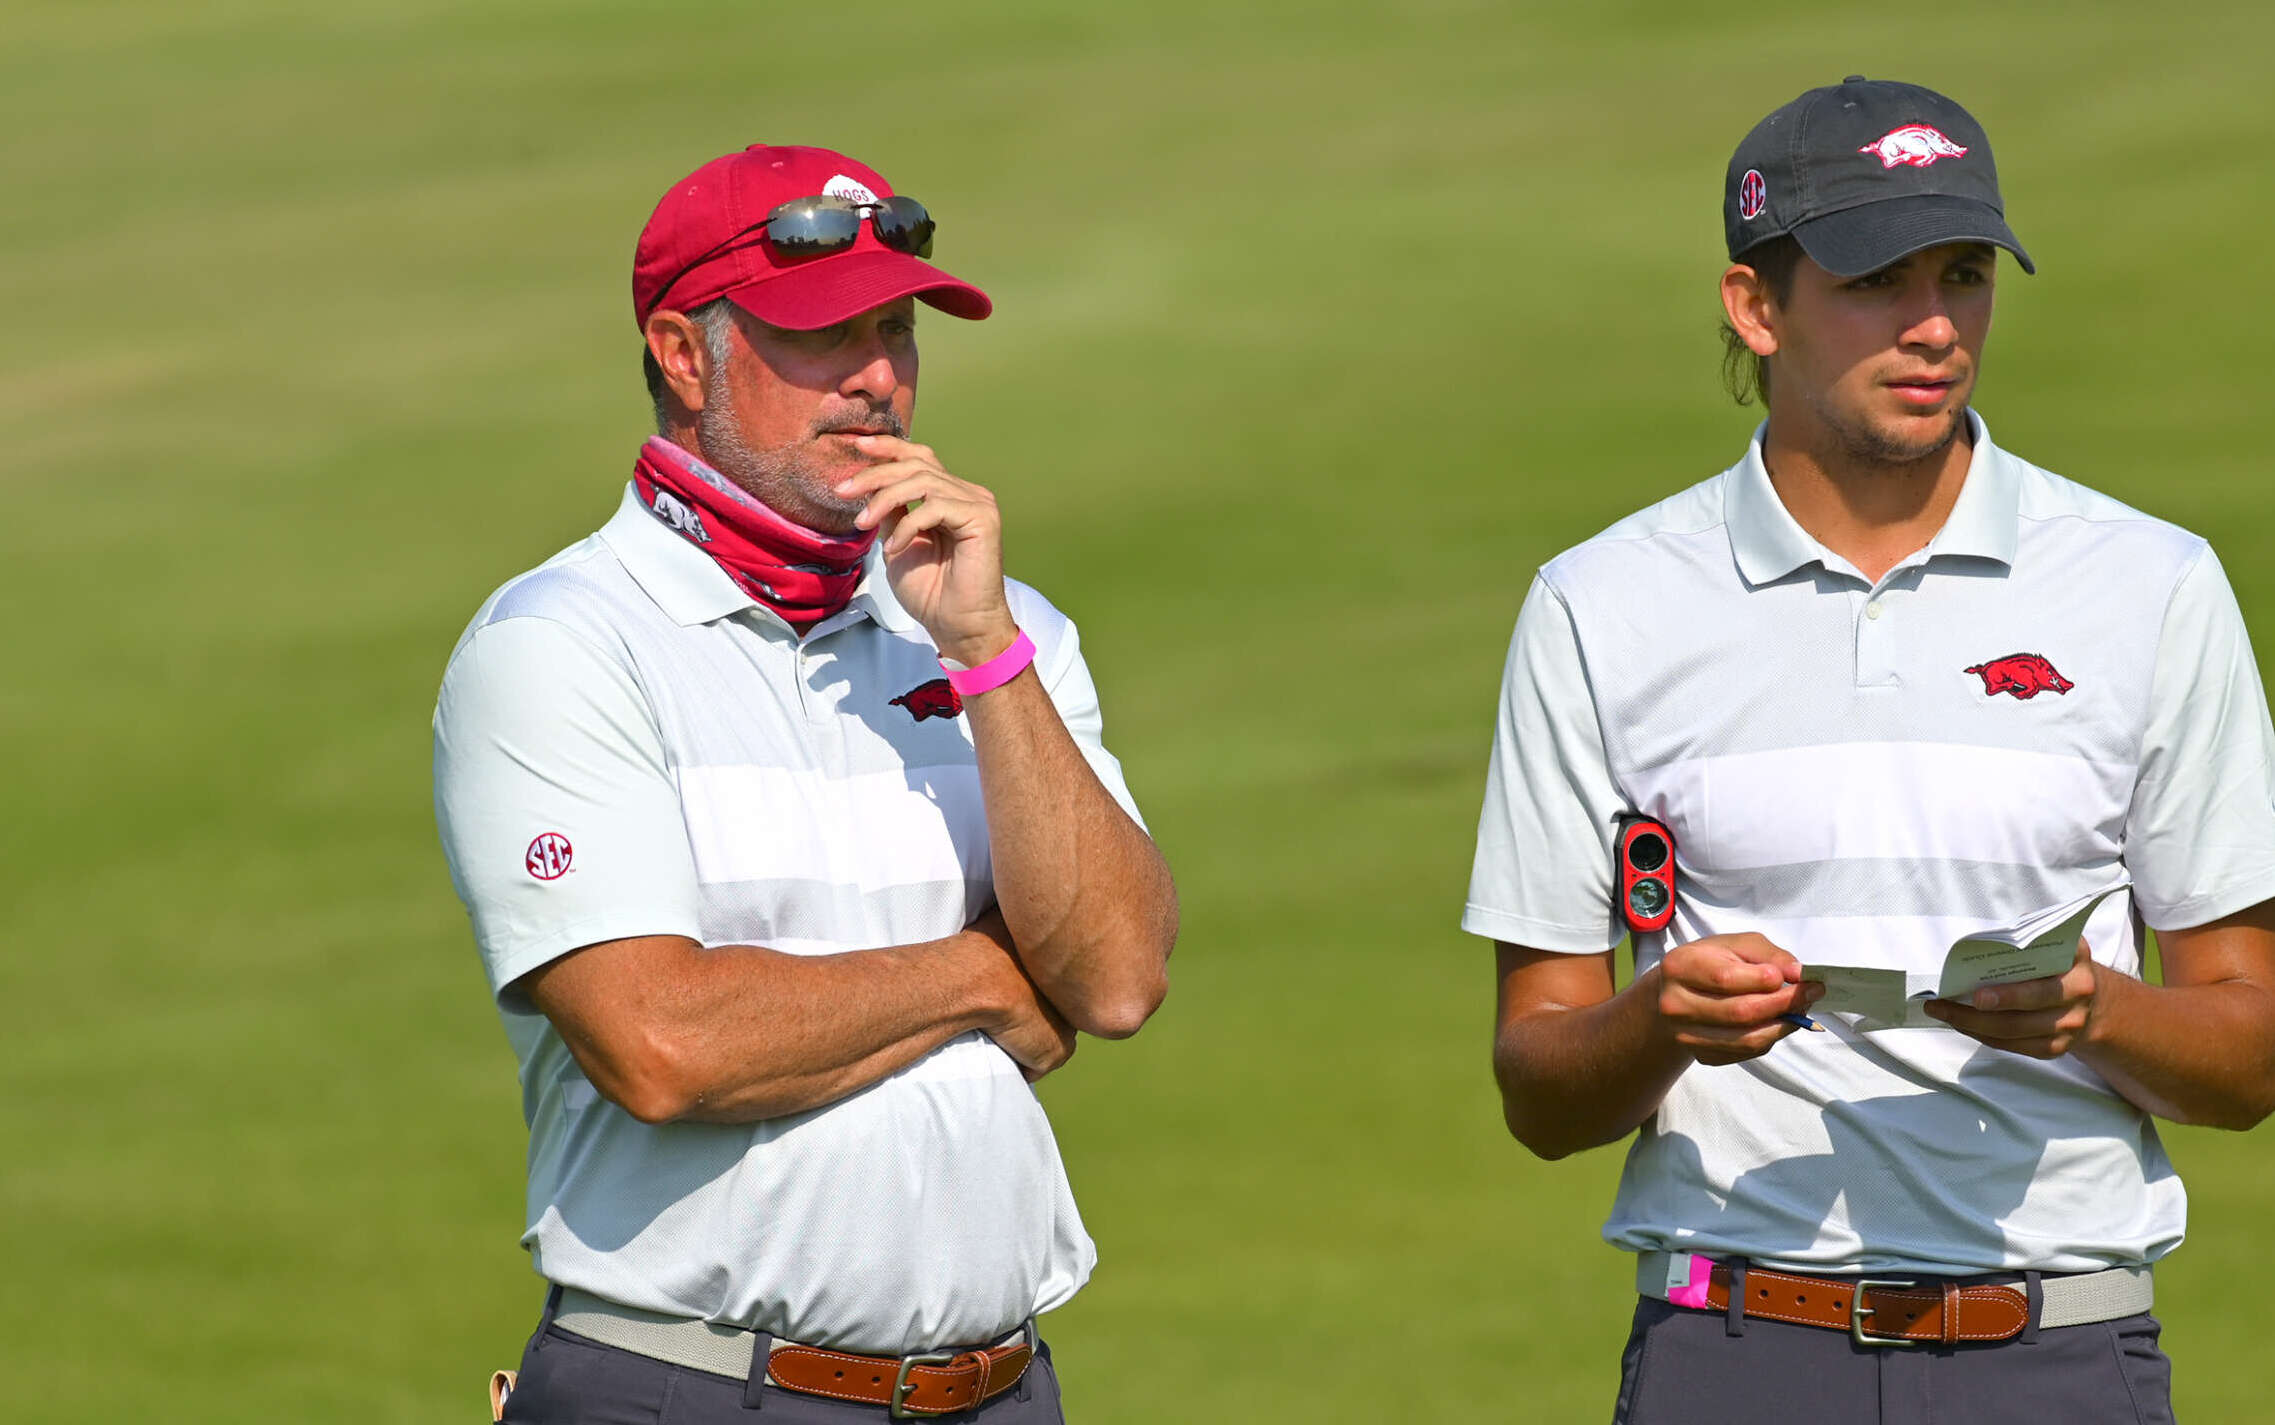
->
[721, 249, 992, 330]
[1792, 193, 2035, 277]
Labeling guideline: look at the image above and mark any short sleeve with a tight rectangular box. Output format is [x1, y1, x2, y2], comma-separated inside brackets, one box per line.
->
[433, 616, 704, 1007]
[1462, 577, 1627, 952]
[1008, 581, 1146, 832]
[2122, 546, 2275, 929]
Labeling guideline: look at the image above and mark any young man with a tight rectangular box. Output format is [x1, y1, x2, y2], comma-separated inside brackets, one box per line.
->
[434, 144, 1177, 1423]
[1465, 78, 2275, 1423]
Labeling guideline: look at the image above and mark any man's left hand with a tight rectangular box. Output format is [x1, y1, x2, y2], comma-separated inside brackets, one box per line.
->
[1923, 942, 2103, 1059]
[837, 435, 1018, 667]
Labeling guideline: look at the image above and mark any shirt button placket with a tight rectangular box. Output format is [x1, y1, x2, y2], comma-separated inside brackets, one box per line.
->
[795, 642, 825, 723]
[1857, 591, 1899, 687]
[775, 627, 813, 721]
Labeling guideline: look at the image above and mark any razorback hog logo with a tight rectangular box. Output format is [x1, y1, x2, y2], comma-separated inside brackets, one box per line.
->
[1865, 124, 1974, 169]
[890, 677, 964, 721]
[648, 487, 710, 543]
[1860, 124, 1969, 169]
[1965, 653, 2074, 700]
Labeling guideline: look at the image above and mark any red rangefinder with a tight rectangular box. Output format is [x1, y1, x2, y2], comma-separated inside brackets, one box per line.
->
[1614, 814, 1677, 934]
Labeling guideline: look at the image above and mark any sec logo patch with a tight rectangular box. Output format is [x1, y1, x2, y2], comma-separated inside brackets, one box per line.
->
[1738, 169, 1767, 221]
[525, 832, 574, 880]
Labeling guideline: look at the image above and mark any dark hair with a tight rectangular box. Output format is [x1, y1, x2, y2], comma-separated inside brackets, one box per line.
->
[1718, 236, 1804, 408]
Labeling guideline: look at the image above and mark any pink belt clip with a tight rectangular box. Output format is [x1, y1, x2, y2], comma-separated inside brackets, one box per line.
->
[1665, 1252, 1715, 1310]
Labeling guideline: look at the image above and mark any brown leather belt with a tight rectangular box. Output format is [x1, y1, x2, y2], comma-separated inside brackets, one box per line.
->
[1706, 1263, 2028, 1346]
[767, 1334, 1035, 1417]
[1638, 1252, 2154, 1345]
[550, 1287, 1035, 1418]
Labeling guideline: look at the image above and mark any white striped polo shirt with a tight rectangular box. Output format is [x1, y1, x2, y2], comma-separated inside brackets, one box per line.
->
[1465, 413, 2275, 1275]
[433, 482, 1145, 1353]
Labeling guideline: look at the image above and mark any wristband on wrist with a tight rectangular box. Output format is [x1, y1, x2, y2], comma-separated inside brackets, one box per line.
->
[941, 630, 1035, 697]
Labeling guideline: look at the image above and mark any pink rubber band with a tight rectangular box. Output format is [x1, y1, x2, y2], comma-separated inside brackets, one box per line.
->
[942, 630, 1036, 697]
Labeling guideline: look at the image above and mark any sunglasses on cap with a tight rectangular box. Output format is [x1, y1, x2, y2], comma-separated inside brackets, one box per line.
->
[766, 194, 934, 258]
[650, 194, 936, 315]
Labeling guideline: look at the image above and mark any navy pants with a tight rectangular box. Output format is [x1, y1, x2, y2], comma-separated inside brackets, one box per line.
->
[1613, 1296, 2174, 1424]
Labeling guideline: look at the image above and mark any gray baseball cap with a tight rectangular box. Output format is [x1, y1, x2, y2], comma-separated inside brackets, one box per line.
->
[1724, 76, 2033, 277]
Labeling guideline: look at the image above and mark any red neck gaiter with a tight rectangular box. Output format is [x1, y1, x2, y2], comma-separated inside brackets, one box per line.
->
[631, 437, 876, 633]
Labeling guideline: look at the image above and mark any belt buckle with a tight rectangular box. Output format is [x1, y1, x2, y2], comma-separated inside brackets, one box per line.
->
[889, 1352, 957, 1419]
[1850, 1278, 1921, 1348]
[888, 1320, 1034, 1419]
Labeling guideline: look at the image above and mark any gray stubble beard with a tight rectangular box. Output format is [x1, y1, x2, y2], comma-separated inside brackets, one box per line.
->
[694, 376, 895, 536]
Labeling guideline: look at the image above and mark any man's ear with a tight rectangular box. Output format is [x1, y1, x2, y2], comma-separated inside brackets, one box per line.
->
[1720, 264, 1780, 358]
[645, 310, 712, 417]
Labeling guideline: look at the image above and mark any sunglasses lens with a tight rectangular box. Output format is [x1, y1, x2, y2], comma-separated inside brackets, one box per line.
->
[766, 198, 862, 256]
[871, 196, 935, 258]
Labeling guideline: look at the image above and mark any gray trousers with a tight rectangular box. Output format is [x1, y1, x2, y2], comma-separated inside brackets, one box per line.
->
[500, 1293, 1066, 1424]
[1612, 1296, 2173, 1424]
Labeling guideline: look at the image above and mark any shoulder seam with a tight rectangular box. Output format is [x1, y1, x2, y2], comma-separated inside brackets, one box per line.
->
[479, 541, 620, 608]
[1567, 520, 1729, 550]
[2126, 543, 2214, 781]
[2014, 507, 2194, 532]
[448, 609, 636, 685]
[1521, 575, 1624, 810]
[1545, 475, 1734, 567]
[1540, 517, 1731, 599]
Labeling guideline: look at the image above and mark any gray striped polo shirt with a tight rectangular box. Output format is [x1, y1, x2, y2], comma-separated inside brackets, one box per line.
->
[434, 483, 1144, 1352]
[1465, 413, 2275, 1275]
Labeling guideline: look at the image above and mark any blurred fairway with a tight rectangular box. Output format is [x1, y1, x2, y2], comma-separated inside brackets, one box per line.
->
[6, 1, 2275, 1419]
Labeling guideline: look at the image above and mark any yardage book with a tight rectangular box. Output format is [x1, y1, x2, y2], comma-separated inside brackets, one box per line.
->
[1799, 886, 2123, 1031]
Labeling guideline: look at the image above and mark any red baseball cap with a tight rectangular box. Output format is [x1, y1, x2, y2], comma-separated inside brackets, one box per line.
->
[632, 144, 992, 332]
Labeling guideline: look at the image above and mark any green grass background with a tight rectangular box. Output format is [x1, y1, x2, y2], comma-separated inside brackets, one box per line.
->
[5, 1, 2273, 1418]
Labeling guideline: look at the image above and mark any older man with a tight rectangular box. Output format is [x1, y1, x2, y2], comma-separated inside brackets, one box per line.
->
[434, 143, 1177, 1423]
[1467, 79, 2275, 1423]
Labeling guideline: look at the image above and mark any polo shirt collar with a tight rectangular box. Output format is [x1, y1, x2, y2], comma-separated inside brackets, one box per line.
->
[602, 484, 753, 625]
[1725, 425, 1823, 586]
[1726, 410, 2018, 585]
[1925, 412, 2020, 566]
[600, 483, 919, 634]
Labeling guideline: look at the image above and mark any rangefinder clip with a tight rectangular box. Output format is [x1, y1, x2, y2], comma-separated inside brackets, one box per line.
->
[1614, 814, 1677, 935]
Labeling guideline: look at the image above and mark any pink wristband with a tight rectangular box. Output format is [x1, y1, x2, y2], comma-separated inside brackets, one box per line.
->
[942, 630, 1036, 697]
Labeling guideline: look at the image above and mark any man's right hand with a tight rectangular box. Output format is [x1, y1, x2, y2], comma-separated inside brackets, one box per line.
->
[963, 908, 1078, 1081]
[1652, 932, 1822, 1066]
